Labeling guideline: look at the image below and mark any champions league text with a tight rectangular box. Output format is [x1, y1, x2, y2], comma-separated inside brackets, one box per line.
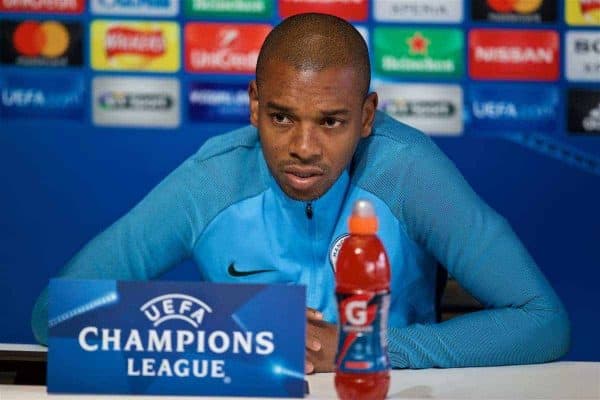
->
[78, 328, 275, 378]
[75, 294, 275, 380]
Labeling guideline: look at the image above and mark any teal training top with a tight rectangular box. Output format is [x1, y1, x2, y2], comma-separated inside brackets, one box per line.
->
[32, 111, 570, 368]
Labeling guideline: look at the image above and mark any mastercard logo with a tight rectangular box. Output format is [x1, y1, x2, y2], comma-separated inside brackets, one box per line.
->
[12, 21, 69, 58]
[486, 0, 543, 13]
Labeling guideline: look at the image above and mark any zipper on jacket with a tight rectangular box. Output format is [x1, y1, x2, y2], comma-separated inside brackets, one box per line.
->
[306, 201, 317, 309]
[305, 202, 313, 219]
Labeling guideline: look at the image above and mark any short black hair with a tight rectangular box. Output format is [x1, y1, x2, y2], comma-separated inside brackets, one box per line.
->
[256, 13, 371, 98]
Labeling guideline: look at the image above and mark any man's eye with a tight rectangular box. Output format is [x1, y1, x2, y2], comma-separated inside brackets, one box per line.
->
[271, 113, 292, 125]
[323, 118, 342, 128]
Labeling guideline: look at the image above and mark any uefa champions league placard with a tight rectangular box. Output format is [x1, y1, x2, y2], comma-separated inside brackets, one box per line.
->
[47, 279, 306, 397]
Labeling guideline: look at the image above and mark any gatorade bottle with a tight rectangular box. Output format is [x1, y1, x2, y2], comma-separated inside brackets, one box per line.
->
[334, 199, 391, 400]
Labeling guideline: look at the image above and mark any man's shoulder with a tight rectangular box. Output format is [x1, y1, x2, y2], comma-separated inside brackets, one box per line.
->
[355, 111, 440, 167]
[369, 110, 435, 151]
[351, 112, 461, 226]
[192, 124, 260, 163]
[171, 124, 264, 198]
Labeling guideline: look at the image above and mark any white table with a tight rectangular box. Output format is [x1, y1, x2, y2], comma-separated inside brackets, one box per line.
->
[0, 361, 598, 399]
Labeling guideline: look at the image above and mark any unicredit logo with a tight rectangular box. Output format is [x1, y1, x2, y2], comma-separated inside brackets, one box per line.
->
[189, 28, 257, 71]
[105, 27, 166, 58]
[200, 29, 248, 69]
[185, 23, 271, 73]
[192, 48, 256, 71]
[469, 29, 559, 81]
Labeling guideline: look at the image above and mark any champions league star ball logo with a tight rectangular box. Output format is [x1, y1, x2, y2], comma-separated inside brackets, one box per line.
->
[77, 293, 275, 381]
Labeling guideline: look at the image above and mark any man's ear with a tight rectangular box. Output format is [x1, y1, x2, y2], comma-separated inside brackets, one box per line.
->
[248, 80, 259, 127]
[361, 92, 378, 138]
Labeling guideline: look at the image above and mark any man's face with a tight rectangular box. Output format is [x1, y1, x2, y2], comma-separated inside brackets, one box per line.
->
[249, 61, 377, 201]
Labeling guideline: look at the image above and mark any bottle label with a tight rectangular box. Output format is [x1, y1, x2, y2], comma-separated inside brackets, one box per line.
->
[335, 291, 390, 373]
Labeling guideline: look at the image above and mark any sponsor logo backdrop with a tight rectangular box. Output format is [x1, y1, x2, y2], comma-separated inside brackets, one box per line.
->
[1, 0, 600, 363]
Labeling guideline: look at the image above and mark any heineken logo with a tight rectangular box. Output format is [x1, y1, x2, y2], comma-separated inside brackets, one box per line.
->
[184, 23, 271, 74]
[407, 32, 429, 54]
[374, 27, 463, 78]
[381, 55, 456, 74]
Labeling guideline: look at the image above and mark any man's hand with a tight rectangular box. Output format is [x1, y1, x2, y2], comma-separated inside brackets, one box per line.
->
[305, 308, 338, 374]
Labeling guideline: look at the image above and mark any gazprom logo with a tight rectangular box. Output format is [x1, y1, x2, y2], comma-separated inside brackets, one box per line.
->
[140, 294, 213, 328]
[99, 0, 170, 7]
[92, 0, 178, 16]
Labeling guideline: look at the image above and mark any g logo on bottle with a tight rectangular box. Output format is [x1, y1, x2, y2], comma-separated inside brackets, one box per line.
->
[345, 300, 368, 325]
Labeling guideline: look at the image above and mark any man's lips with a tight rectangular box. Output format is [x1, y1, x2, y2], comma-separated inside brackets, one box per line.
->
[283, 166, 324, 192]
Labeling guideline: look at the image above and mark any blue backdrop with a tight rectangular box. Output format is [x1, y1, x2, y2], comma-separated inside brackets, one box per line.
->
[1, 0, 599, 362]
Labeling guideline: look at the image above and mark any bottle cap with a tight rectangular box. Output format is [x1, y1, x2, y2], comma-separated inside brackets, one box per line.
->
[348, 200, 378, 235]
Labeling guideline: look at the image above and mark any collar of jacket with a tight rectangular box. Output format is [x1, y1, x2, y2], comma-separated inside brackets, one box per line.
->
[258, 147, 350, 230]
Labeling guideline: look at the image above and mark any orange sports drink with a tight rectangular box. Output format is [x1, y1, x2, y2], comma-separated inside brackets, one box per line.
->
[335, 200, 391, 400]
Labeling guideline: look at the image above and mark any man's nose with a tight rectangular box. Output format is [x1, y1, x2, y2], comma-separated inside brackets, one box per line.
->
[289, 124, 322, 162]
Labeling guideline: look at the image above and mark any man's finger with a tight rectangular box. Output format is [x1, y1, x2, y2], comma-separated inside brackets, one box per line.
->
[306, 335, 321, 351]
[306, 308, 323, 321]
[305, 360, 314, 374]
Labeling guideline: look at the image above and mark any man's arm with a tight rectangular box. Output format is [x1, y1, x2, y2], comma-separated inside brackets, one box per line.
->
[31, 157, 205, 345]
[385, 140, 570, 368]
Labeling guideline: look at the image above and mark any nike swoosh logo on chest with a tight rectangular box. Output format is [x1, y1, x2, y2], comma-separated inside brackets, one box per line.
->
[227, 263, 276, 277]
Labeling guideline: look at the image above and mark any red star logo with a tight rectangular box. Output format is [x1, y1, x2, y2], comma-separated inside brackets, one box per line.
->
[406, 32, 430, 55]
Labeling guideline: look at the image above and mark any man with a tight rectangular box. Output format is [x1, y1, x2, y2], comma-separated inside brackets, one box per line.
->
[32, 13, 569, 373]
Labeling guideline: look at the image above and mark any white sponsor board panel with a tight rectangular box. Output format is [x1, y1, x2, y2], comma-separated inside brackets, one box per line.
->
[374, 0, 463, 23]
[376, 83, 463, 136]
[566, 31, 600, 82]
[93, 77, 180, 128]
